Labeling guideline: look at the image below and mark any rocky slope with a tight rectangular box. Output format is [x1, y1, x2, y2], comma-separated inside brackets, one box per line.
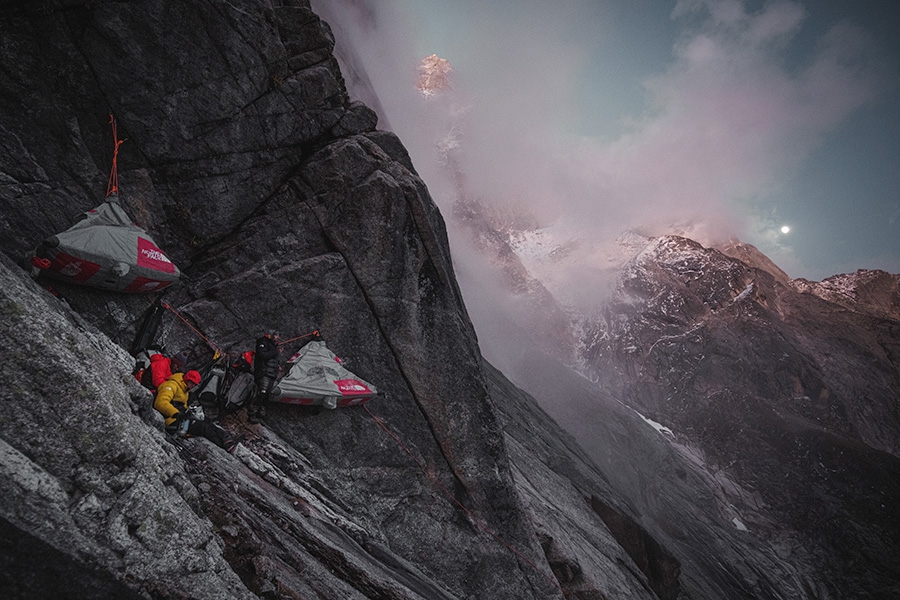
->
[578, 235, 900, 598]
[589, 238, 900, 598]
[457, 223, 900, 599]
[0, 2, 684, 599]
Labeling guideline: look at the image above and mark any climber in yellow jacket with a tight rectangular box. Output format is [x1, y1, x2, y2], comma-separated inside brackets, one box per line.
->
[154, 370, 238, 452]
[154, 370, 201, 425]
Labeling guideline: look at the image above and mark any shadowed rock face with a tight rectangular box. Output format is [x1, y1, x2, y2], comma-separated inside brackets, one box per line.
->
[0, 2, 667, 599]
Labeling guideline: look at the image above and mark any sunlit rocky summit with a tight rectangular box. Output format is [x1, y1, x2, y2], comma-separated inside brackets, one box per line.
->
[416, 54, 453, 97]
[1, 2, 898, 600]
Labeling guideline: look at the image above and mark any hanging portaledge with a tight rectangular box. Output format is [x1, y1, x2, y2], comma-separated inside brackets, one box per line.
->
[29, 115, 181, 293]
[30, 196, 181, 293]
[271, 340, 378, 409]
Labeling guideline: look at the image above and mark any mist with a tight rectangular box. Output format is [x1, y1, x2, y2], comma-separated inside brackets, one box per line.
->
[311, 0, 879, 368]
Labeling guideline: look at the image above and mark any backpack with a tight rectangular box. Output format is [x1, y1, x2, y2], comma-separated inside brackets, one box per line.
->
[197, 362, 226, 406]
[133, 346, 164, 390]
[140, 365, 155, 389]
[222, 371, 256, 413]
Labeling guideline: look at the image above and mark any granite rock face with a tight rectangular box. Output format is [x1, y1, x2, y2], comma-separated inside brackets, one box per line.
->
[0, 2, 672, 599]
[0, 252, 253, 600]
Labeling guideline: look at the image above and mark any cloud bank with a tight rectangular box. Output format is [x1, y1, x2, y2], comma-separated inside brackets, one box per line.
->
[318, 0, 877, 263]
[314, 0, 878, 289]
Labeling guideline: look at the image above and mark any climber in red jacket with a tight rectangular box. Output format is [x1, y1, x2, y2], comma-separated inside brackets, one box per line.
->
[148, 352, 173, 389]
[135, 349, 188, 394]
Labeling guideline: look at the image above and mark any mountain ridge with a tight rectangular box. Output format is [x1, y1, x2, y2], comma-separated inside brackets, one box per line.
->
[457, 220, 900, 599]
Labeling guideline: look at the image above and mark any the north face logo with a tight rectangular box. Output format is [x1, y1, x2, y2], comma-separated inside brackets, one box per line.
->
[136, 237, 176, 274]
[141, 247, 171, 263]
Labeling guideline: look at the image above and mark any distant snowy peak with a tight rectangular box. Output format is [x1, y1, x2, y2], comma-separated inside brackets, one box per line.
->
[486, 207, 899, 330]
[628, 236, 762, 285]
[508, 228, 740, 276]
[794, 270, 900, 321]
[506, 229, 738, 307]
[510, 225, 900, 317]
[613, 235, 760, 318]
[632, 235, 709, 265]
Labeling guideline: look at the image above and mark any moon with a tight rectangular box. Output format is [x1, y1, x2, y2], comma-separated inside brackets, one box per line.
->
[781, 226, 791, 234]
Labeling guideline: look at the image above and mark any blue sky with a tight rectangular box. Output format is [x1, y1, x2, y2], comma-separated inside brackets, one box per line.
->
[318, 0, 900, 281]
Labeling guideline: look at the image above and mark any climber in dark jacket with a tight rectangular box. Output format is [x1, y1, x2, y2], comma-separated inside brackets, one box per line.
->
[248, 333, 280, 424]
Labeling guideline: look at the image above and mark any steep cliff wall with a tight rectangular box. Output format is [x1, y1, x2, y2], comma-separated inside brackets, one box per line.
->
[0, 2, 668, 599]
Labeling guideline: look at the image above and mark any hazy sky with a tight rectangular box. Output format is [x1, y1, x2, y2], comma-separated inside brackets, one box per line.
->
[317, 0, 900, 281]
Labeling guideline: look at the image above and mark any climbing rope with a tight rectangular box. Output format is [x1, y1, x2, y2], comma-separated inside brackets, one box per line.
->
[162, 302, 223, 358]
[277, 329, 319, 346]
[159, 302, 321, 360]
[105, 113, 124, 198]
[362, 404, 563, 594]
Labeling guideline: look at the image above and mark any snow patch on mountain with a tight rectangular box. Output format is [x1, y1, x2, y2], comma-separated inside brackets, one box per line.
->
[634, 409, 675, 437]
[507, 228, 558, 261]
[734, 282, 754, 302]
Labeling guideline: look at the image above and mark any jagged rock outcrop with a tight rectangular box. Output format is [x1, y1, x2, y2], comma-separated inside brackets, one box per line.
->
[0, 2, 679, 599]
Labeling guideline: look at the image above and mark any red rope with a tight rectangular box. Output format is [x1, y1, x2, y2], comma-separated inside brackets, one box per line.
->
[162, 302, 223, 355]
[276, 329, 319, 346]
[363, 404, 562, 593]
[105, 113, 124, 198]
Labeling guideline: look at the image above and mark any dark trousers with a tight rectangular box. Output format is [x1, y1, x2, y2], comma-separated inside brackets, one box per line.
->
[188, 419, 229, 448]
[169, 418, 230, 449]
